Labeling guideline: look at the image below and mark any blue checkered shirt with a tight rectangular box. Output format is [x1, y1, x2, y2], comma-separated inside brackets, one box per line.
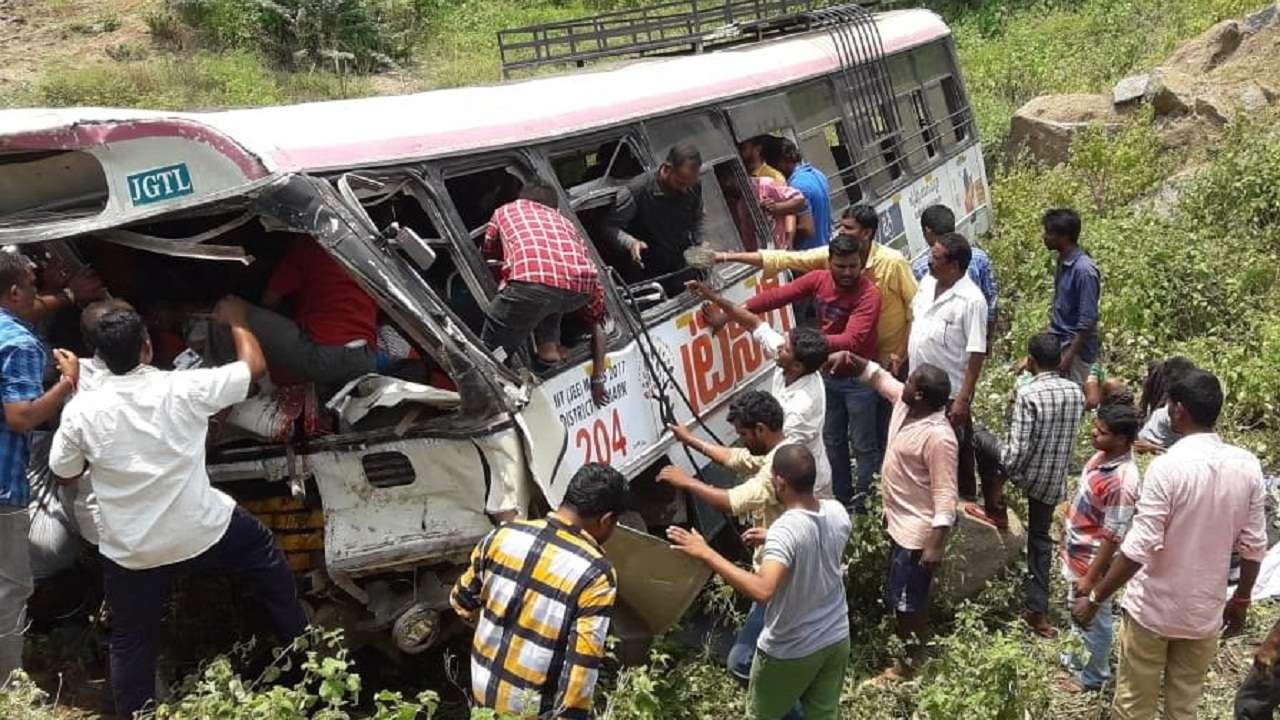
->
[0, 309, 45, 507]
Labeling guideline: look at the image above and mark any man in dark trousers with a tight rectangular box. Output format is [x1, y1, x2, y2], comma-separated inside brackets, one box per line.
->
[49, 302, 306, 717]
[1042, 208, 1101, 386]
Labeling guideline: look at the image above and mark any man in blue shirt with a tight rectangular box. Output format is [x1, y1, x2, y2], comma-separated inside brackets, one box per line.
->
[776, 139, 832, 251]
[912, 205, 998, 342]
[1042, 208, 1100, 386]
[0, 251, 79, 686]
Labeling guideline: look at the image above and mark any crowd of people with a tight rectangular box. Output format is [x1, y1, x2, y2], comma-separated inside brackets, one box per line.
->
[448, 137, 1273, 720]
[0, 128, 1272, 720]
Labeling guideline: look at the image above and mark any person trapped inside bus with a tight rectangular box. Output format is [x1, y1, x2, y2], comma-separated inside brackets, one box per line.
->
[715, 164, 812, 251]
[911, 205, 997, 346]
[48, 303, 307, 718]
[825, 349, 955, 682]
[479, 181, 609, 405]
[604, 143, 705, 294]
[773, 138, 832, 251]
[0, 252, 81, 687]
[668, 444, 851, 720]
[968, 333, 1084, 639]
[1072, 369, 1265, 720]
[708, 234, 880, 511]
[1042, 208, 1100, 387]
[739, 135, 788, 185]
[217, 236, 379, 386]
[1059, 396, 1142, 694]
[450, 462, 628, 720]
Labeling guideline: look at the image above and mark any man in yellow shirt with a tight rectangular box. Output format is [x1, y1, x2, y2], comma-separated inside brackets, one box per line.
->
[739, 135, 788, 185]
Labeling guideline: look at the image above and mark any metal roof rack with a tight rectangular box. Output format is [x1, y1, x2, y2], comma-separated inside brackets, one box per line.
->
[496, 0, 903, 79]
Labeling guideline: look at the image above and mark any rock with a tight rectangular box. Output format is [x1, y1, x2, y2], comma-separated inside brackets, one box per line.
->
[1194, 94, 1233, 125]
[1113, 73, 1151, 106]
[1244, 1, 1279, 34]
[1147, 70, 1198, 116]
[1162, 19, 1243, 75]
[1240, 80, 1273, 112]
[936, 503, 1026, 603]
[1008, 93, 1126, 166]
[1130, 165, 1207, 220]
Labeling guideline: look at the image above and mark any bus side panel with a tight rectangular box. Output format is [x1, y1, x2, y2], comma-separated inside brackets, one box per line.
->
[537, 270, 793, 494]
[874, 143, 992, 264]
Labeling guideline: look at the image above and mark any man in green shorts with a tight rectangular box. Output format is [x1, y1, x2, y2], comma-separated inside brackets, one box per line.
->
[668, 444, 851, 719]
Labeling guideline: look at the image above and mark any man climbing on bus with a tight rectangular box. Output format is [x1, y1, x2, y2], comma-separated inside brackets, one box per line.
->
[479, 181, 609, 406]
[605, 143, 704, 295]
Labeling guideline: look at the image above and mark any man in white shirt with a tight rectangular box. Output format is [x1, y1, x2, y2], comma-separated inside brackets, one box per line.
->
[908, 232, 988, 500]
[49, 300, 307, 718]
[688, 280, 832, 498]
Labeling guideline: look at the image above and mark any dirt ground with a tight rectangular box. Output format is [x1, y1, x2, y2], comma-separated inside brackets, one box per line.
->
[0, 0, 151, 100]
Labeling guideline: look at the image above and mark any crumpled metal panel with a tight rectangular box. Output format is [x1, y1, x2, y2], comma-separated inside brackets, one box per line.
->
[310, 437, 496, 577]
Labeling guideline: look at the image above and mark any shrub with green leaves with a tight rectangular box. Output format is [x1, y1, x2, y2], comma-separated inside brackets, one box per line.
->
[153, 0, 435, 73]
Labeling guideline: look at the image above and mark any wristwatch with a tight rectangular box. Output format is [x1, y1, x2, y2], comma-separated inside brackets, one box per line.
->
[1088, 589, 1102, 606]
[61, 287, 75, 305]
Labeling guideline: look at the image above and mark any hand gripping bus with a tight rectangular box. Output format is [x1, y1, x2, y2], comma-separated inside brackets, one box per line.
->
[0, 5, 990, 656]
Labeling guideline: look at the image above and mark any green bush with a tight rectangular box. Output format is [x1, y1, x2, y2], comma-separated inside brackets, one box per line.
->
[153, 0, 435, 73]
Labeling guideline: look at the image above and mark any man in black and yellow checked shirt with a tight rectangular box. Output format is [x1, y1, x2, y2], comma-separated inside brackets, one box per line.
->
[451, 463, 629, 718]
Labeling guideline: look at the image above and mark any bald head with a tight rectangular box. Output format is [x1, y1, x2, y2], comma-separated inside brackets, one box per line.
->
[81, 298, 133, 354]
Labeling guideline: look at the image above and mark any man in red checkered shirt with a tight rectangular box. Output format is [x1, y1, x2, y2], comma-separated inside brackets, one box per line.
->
[481, 182, 609, 405]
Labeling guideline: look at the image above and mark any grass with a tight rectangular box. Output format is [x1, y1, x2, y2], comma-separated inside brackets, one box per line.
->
[26, 51, 373, 110]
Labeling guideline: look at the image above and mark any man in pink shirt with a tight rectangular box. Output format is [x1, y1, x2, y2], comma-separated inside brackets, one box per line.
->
[1072, 369, 1266, 720]
[826, 349, 956, 681]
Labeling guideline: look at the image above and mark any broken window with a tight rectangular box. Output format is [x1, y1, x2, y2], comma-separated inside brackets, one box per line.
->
[444, 161, 610, 370]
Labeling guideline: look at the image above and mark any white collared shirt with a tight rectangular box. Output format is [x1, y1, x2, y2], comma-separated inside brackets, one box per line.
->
[49, 361, 252, 569]
[751, 325, 832, 499]
[908, 274, 989, 398]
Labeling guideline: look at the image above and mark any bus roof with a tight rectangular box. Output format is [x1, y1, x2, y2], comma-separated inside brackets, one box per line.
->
[0, 8, 948, 174]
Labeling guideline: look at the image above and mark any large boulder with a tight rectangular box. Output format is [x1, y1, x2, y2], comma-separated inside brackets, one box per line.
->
[1009, 93, 1127, 166]
[1162, 19, 1243, 75]
[936, 502, 1026, 603]
[1147, 69, 1199, 116]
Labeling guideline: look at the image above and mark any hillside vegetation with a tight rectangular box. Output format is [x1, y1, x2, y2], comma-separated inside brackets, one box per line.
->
[3, 1, 1280, 719]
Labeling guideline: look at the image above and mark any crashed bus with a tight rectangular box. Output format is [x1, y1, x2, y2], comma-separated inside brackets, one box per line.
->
[0, 5, 989, 655]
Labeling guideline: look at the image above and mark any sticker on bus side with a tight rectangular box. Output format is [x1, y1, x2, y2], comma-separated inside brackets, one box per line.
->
[127, 164, 195, 206]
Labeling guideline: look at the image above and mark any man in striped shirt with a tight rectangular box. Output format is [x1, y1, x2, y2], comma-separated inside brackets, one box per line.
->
[451, 463, 629, 719]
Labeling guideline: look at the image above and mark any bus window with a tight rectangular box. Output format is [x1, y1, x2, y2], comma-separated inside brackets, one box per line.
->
[939, 76, 971, 144]
[853, 102, 904, 196]
[444, 165, 527, 239]
[823, 123, 865, 208]
[788, 79, 840, 135]
[702, 160, 757, 259]
[896, 89, 939, 168]
[361, 187, 488, 337]
[548, 136, 647, 297]
[644, 112, 737, 167]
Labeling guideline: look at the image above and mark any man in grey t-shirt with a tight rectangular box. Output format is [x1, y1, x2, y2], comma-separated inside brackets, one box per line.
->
[669, 444, 852, 720]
